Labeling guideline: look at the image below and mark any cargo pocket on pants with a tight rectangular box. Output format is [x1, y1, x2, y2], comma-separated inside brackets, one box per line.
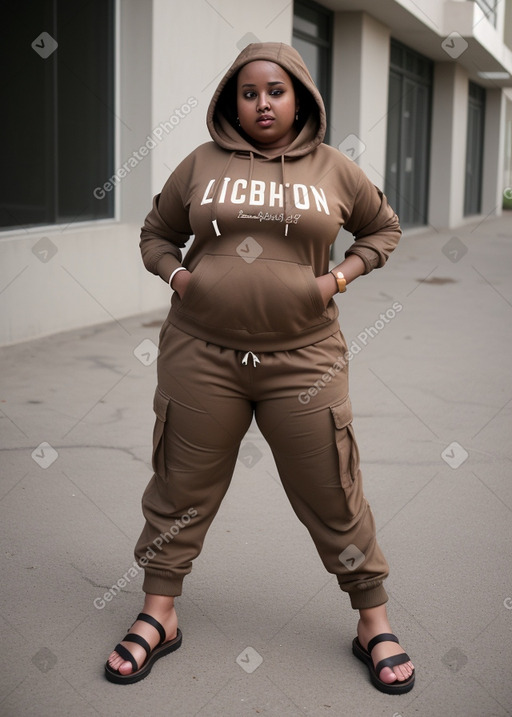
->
[152, 387, 170, 478]
[330, 395, 361, 495]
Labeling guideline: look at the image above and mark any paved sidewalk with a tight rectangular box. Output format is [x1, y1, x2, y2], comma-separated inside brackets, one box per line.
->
[1, 213, 511, 717]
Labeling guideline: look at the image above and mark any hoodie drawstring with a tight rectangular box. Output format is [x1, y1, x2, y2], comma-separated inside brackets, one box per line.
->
[241, 351, 260, 367]
[210, 151, 237, 237]
[248, 151, 255, 187]
[281, 154, 289, 237]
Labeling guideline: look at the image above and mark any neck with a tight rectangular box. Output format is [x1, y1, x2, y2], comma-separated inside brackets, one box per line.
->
[253, 131, 300, 156]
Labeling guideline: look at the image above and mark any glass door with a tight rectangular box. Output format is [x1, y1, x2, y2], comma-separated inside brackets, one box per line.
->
[464, 83, 486, 216]
[385, 41, 432, 227]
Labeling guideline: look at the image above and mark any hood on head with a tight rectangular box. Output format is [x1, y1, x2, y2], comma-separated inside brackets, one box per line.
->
[206, 42, 326, 158]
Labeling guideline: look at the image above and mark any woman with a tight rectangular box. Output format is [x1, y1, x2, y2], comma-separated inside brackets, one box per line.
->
[105, 42, 415, 694]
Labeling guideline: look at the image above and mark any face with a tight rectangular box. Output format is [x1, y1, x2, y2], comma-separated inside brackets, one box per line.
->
[236, 61, 299, 151]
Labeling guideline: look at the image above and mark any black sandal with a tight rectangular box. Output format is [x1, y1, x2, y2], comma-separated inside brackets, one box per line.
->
[104, 612, 182, 685]
[352, 632, 415, 695]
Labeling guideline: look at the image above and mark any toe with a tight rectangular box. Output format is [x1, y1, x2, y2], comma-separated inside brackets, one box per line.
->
[107, 651, 133, 675]
[399, 660, 414, 679]
[378, 666, 398, 684]
[107, 651, 122, 669]
[382, 660, 414, 683]
[118, 659, 134, 675]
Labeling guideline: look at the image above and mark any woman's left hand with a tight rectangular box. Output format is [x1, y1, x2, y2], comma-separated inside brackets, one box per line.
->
[316, 273, 338, 308]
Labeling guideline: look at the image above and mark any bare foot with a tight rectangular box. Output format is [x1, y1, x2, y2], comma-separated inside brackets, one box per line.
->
[357, 605, 414, 684]
[108, 594, 178, 676]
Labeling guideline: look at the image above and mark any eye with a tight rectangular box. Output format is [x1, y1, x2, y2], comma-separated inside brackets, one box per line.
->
[243, 91, 257, 99]
[270, 89, 284, 96]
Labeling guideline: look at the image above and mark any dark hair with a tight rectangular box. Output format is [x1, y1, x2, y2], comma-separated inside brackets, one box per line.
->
[216, 74, 239, 129]
[291, 75, 317, 131]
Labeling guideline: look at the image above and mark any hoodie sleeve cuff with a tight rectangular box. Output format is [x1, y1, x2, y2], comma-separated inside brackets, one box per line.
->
[156, 254, 184, 284]
[344, 246, 380, 275]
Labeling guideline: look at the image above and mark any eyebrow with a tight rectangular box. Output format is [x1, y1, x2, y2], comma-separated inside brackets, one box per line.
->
[241, 81, 286, 88]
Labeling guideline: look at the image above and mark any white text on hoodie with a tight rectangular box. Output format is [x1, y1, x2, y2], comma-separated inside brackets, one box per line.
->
[200, 178, 330, 215]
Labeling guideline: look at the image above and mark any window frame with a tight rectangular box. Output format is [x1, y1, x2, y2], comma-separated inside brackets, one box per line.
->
[0, 0, 118, 235]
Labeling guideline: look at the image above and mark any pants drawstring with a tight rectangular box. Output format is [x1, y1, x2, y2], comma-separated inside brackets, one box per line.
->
[241, 351, 260, 367]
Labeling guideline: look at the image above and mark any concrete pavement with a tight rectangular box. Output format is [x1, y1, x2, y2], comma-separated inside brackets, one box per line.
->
[1, 212, 512, 716]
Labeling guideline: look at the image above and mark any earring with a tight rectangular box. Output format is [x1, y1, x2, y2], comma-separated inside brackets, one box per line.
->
[236, 117, 241, 126]
[295, 112, 299, 121]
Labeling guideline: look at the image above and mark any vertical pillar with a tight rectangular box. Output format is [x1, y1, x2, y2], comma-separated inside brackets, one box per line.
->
[428, 62, 468, 228]
[331, 12, 390, 184]
[331, 12, 390, 260]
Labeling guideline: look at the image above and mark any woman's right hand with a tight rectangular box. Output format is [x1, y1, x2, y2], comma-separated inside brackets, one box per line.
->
[170, 269, 192, 299]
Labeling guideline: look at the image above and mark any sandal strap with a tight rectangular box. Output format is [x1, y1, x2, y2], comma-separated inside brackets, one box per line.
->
[114, 642, 138, 672]
[367, 632, 399, 655]
[112, 619, 164, 674]
[123, 633, 151, 656]
[136, 612, 166, 646]
[375, 652, 411, 677]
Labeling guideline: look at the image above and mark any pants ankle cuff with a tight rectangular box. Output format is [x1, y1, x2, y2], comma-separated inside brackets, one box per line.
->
[348, 584, 388, 610]
[142, 570, 183, 597]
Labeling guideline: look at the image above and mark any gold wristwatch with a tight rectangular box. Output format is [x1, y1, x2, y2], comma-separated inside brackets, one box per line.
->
[331, 270, 347, 293]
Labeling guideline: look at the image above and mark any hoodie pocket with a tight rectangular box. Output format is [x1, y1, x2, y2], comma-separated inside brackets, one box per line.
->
[176, 254, 329, 337]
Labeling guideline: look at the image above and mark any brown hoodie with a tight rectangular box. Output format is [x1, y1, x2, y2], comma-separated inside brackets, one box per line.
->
[140, 42, 401, 351]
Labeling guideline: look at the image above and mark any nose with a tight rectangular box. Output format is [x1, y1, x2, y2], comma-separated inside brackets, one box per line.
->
[257, 93, 270, 112]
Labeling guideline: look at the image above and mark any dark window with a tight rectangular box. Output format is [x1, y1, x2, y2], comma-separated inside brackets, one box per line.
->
[293, 0, 333, 143]
[464, 82, 486, 216]
[385, 40, 433, 227]
[475, 0, 498, 27]
[1, 0, 115, 230]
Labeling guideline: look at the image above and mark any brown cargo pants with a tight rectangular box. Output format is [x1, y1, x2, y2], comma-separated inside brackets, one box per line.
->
[134, 321, 389, 610]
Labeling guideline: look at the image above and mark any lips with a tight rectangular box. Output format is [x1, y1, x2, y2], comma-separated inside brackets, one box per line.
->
[257, 115, 274, 127]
